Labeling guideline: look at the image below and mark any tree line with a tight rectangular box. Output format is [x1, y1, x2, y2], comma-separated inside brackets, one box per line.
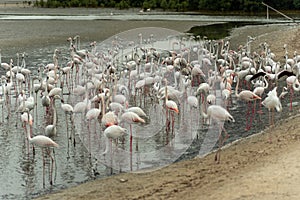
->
[33, 0, 300, 12]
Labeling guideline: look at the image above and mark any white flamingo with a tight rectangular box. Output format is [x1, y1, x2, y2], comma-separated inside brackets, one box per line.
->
[25, 109, 58, 187]
[200, 104, 235, 163]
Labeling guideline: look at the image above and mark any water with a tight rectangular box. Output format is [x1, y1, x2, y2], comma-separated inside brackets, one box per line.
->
[0, 11, 296, 199]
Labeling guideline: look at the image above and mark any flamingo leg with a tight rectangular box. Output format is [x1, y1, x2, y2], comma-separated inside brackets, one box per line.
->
[136, 136, 139, 151]
[130, 124, 133, 171]
[268, 109, 275, 143]
[46, 148, 55, 185]
[165, 108, 170, 132]
[129, 124, 133, 154]
[268, 109, 271, 127]
[42, 148, 45, 188]
[70, 114, 76, 147]
[290, 87, 294, 111]
[87, 120, 91, 157]
[253, 100, 257, 121]
[249, 101, 254, 129]
[245, 101, 250, 130]
[171, 111, 175, 134]
[272, 108, 275, 127]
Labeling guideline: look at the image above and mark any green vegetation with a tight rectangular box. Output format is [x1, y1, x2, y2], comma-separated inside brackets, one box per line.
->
[33, 0, 300, 13]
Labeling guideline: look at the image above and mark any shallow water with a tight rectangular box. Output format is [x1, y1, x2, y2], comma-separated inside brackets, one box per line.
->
[0, 13, 297, 199]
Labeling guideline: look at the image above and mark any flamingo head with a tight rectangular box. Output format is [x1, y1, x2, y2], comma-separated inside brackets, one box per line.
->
[229, 116, 235, 123]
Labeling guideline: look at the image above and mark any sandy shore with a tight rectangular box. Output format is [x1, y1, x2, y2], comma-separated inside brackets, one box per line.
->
[36, 114, 300, 200]
[1, 6, 299, 200]
[18, 9, 300, 200]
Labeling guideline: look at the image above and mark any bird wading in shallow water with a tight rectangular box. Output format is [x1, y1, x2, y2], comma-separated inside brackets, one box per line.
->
[25, 109, 59, 187]
[200, 104, 235, 163]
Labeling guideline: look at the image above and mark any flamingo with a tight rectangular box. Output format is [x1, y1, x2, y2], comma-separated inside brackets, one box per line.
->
[85, 96, 101, 139]
[0, 49, 9, 70]
[45, 95, 60, 137]
[74, 96, 91, 114]
[15, 57, 26, 94]
[120, 111, 145, 170]
[85, 93, 106, 154]
[284, 73, 298, 111]
[121, 111, 145, 152]
[60, 98, 76, 146]
[48, 87, 62, 98]
[206, 93, 216, 105]
[235, 75, 261, 130]
[102, 111, 118, 127]
[102, 125, 127, 155]
[109, 102, 124, 115]
[41, 77, 51, 113]
[25, 109, 58, 187]
[126, 106, 147, 118]
[261, 87, 282, 142]
[162, 78, 179, 133]
[251, 75, 269, 114]
[187, 95, 198, 109]
[195, 82, 210, 104]
[200, 104, 235, 163]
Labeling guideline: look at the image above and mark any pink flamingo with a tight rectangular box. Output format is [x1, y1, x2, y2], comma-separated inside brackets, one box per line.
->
[162, 78, 179, 133]
[121, 111, 145, 170]
[235, 75, 261, 130]
[121, 111, 145, 148]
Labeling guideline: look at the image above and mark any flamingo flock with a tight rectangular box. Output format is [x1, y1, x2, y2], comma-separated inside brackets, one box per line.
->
[0, 30, 298, 189]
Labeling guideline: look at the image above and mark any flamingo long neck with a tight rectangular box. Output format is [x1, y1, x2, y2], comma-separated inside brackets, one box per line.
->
[150, 57, 154, 75]
[9, 59, 13, 84]
[102, 136, 110, 155]
[75, 35, 81, 50]
[21, 53, 26, 69]
[25, 113, 33, 142]
[52, 98, 57, 127]
[293, 66, 300, 91]
[293, 78, 300, 91]
[16, 53, 20, 70]
[21, 93, 26, 109]
[174, 70, 178, 89]
[101, 95, 105, 117]
[235, 76, 240, 98]
[200, 100, 208, 119]
[45, 77, 49, 96]
[26, 123, 32, 142]
[263, 75, 269, 89]
[198, 47, 203, 68]
[164, 81, 168, 105]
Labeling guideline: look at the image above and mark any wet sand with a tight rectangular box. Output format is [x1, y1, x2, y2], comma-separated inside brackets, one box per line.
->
[1, 6, 300, 200]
